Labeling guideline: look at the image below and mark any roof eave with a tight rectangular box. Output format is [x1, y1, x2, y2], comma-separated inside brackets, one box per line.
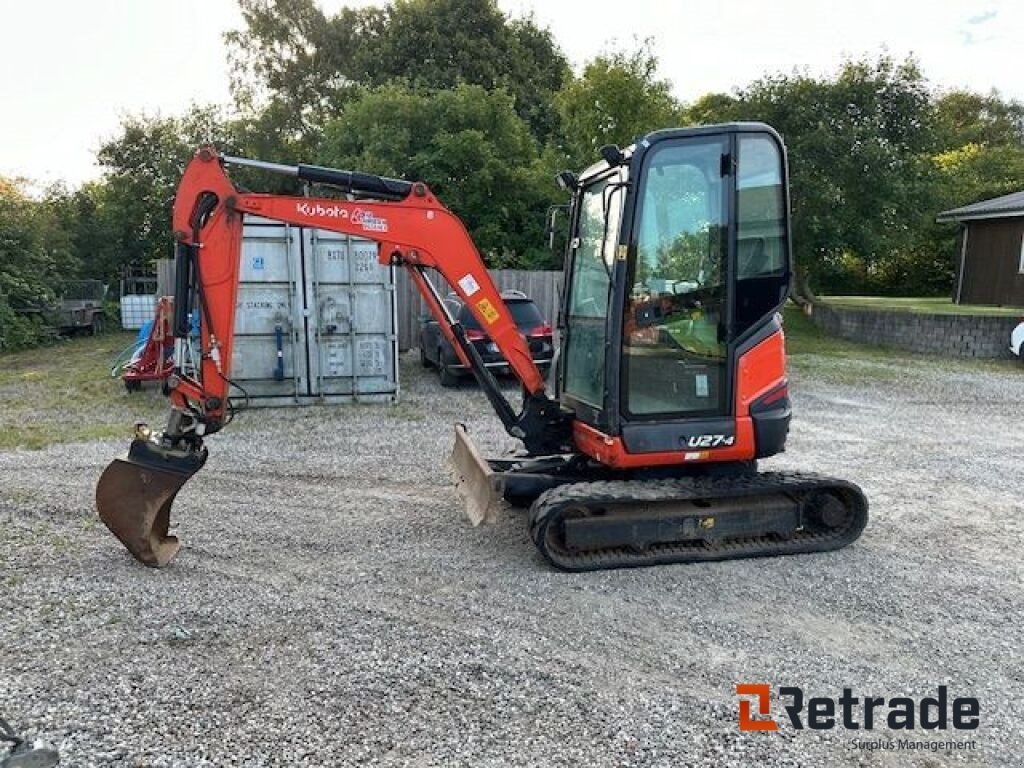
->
[936, 209, 1024, 223]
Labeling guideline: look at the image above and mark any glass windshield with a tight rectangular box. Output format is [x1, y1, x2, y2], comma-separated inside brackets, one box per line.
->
[624, 137, 728, 417]
[562, 172, 623, 407]
[737, 135, 786, 278]
[735, 134, 789, 332]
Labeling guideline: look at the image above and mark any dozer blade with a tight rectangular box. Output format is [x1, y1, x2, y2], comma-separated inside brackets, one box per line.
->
[451, 424, 504, 526]
[95, 438, 206, 567]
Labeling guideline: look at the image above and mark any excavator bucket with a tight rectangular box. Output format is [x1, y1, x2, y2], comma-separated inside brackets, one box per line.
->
[451, 424, 504, 526]
[95, 438, 206, 567]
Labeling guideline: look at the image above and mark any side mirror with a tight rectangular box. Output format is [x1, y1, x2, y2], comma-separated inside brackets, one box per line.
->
[545, 204, 569, 252]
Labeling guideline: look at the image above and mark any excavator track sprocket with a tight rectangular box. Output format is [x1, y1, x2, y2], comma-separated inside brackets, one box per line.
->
[528, 472, 867, 572]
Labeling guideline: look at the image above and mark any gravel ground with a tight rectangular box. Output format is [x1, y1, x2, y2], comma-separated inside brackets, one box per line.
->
[1, 352, 1022, 767]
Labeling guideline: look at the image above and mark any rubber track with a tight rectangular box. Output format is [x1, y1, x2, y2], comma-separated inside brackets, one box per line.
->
[527, 471, 868, 572]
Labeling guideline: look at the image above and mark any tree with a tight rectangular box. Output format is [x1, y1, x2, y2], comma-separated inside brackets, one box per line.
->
[226, 0, 569, 141]
[933, 90, 1024, 149]
[686, 56, 936, 299]
[556, 43, 682, 169]
[373, 0, 569, 140]
[0, 178, 77, 348]
[318, 83, 562, 268]
[226, 0, 379, 137]
[92, 107, 240, 278]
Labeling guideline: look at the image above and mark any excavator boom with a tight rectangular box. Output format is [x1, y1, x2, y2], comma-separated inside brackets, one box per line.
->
[97, 147, 570, 566]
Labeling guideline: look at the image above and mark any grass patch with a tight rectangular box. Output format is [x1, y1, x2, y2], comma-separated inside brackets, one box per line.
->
[0, 332, 167, 450]
[820, 296, 1023, 316]
[782, 306, 906, 383]
[782, 304, 1018, 382]
[782, 305, 897, 360]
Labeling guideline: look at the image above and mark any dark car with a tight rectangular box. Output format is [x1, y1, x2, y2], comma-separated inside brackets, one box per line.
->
[419, 290, 554, 387]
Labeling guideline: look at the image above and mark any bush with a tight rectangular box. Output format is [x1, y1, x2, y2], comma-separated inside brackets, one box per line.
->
[0, 300, 52, 351]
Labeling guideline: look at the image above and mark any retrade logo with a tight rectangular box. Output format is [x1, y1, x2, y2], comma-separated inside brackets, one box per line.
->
[736, 684, 778, 731]
[735, 684, 980, 732]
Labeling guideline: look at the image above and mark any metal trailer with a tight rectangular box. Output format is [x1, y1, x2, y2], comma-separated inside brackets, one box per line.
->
[58, 279, 107, 335]
[229, 215, 399, 407]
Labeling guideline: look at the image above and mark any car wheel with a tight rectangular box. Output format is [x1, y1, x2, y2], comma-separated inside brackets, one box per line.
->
[439, 362, 460, 388]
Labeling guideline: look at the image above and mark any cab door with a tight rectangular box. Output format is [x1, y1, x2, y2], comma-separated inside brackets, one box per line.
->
[559, 170, 625, 423]
[621, 135, 730, 420]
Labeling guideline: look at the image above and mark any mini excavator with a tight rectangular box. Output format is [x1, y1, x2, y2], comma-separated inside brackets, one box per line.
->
[95, 124, 867, 571]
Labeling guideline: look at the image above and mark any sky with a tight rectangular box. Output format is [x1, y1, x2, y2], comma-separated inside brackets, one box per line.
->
[1, 0, 1019, 188]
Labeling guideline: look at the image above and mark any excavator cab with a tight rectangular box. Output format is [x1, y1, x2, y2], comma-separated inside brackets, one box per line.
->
[555, 125, 792, 460]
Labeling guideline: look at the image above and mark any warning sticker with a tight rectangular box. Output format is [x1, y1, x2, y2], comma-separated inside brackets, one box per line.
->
[458, 274, 481, 296]
[475, 298, 500, 325]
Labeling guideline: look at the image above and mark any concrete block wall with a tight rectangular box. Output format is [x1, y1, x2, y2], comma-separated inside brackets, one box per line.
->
[811, 304, 1020, 359]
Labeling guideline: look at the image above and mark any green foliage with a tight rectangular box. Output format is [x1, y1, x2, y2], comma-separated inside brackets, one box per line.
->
[898, 94, 1024, 297]
[227, 0, 569, 141]
[686, 56, 938, 296]
[933, 90, 1024, 148]
[319, 83, 562, 268]
[0, 178, 79, 349]
[0, 301, 49, 351]
[94, 107, 241, 276]
[373, 0, 569, 141]
[556, 42, 682, 169]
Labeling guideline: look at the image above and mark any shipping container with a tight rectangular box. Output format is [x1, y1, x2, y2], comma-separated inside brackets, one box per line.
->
[230, 216, 399, 406]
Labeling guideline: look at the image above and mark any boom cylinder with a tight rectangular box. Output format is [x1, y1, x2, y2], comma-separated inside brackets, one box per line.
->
[172, 242, 193, 338]
[220, 154, 413, 200]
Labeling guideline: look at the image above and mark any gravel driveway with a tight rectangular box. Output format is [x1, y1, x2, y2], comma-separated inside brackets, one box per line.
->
[2, 352, 1022, 767]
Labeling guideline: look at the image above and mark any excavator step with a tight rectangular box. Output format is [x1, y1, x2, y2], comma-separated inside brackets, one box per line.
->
[527, 472, 868, 572]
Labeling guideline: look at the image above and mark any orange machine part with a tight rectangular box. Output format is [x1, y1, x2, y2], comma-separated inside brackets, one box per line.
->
[572, 329, 787, 468]
[168, 147, 545, 421]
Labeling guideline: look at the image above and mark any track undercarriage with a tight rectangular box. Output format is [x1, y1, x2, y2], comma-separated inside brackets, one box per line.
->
[453, 426, 868, 572]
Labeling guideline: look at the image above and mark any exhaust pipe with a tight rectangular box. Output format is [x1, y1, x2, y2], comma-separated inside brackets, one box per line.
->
[95, 435, 207, 567]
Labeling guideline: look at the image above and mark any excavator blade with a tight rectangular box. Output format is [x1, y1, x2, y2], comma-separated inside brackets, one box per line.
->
[451, 424, 503, 526]
[95, 438, 206, 567]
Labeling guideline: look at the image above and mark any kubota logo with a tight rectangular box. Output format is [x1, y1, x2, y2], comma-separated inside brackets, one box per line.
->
[295, 201, 350, 219]
[735, 684, 980, 732]
[293, 202, 388, 232]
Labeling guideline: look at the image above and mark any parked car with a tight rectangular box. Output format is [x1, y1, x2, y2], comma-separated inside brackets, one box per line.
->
[419, 290, 554, 387]
[1012, 319, 1024, 362]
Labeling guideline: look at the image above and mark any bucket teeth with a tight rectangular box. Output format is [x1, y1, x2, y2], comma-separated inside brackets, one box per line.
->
[451, 424, 503, 525]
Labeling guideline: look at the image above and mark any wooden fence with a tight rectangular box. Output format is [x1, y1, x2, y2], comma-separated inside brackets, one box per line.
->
[155, 260, 562, 352]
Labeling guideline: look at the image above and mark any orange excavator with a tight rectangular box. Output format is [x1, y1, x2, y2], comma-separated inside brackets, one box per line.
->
[96, 124, 867, 571]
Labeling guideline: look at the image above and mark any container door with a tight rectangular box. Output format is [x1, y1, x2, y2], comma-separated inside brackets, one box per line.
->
[307, 230, 398, 402]
[231, 216, 306, 403]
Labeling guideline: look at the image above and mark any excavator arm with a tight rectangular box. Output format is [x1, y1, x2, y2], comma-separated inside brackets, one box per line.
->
[96, 147, 571, 566]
